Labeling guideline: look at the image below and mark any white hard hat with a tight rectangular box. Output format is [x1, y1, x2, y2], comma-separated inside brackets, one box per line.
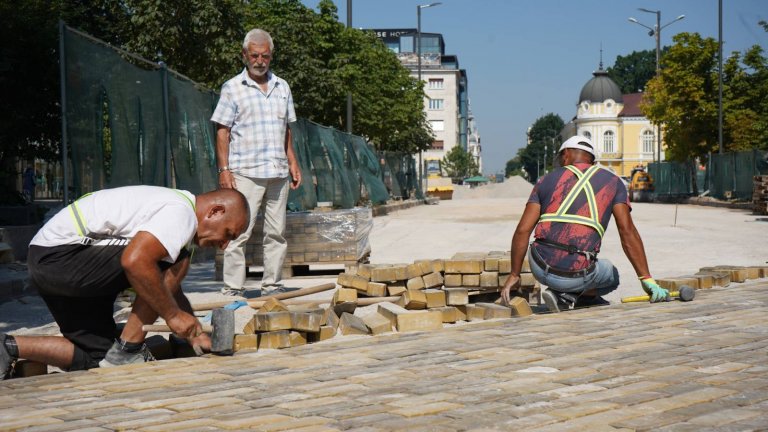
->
[559, 136, 596, 158]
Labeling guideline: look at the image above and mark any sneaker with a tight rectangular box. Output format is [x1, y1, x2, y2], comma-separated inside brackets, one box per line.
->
[1, 333, 16, 380]
[575, 295, 610, 308]
[542, 289, 577, 313]
[98, 341, 156, 368]
[260, 285, 286, 296]
[221, 287, 246, 297]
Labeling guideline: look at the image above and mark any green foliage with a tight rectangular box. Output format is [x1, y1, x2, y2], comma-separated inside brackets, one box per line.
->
[511, 113, 564, 183]
[642, 31, 768, 160]
[442, 146, 479, 182]
[504, 157, 524, 178]
[607, 49, 659, 94]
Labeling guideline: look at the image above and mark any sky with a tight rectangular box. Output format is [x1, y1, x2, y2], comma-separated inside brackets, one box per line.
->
[300, 0, 767, 175]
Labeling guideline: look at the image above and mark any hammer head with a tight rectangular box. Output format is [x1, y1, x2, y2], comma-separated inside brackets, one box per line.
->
[678, 285, 695, 302]
[210, 308, 235, 356]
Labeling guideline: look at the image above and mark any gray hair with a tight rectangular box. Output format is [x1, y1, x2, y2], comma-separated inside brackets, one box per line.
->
[243, 29, 274, 51]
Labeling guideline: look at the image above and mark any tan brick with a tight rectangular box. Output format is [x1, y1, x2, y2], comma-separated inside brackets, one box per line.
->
[258, 330, 291, 349]
[339, 312, 370, 335]
[332, 287, 357, 304]
[377, 303, 444, 332]
[406, 276, 426, 290]
[444, 273, 462, 287]
[520, 273, 537, 287]
[678, 274, 714, 289]
[700, 266, 748, 283]
[366, 281, 388, 297]
[657, 277, 700, 290]
[290, 311, 323, 332]
[480, 271, 500, 287]
[251, 311, 292, 332]
[399, 289, 427, 310]
[406, 263, 424, 279]
[260, 297, 288, 312]
[234, 334, 259, 352]
[458, 304, 486, 321]
[508, 297, 533, 317]
[695, 270, 731, 287]
[337, 273, 370, 291]
[431, 259, 445, 273]
[387, 284, 406, 296]
[424, 289, 447, 308]
[321, 308, 339, 330]
[484, 257, 499, 271]
[498, 257, 512, 273]
[307, 326, 336, 342]
[289, 331, 307, 347]
[462, 274, 480, 287]
[422, 272, 444, 289]
[477, 302, 513, 319]
[414, 259, 434, 275]
[444, 288, 469, 306]
[362, 313, 393, 335]
[434, 306, 460, 323]
[445, 259, 483, 274]
[370, 265, 398, 282]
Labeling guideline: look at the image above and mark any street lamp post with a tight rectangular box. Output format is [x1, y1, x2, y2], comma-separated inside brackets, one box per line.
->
[417, 2, 441, 196]
[628, 8, 685, 164]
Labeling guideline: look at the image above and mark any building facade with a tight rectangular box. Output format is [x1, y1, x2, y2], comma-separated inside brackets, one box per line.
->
[563, 64, 660, 177]
[370, 29, 480, 176]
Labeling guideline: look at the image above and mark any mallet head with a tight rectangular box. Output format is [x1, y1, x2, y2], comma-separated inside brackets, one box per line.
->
[678, 285, 695, 302]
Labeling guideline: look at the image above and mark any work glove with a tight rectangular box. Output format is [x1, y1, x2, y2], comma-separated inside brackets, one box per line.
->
[640, 277, 669, 303]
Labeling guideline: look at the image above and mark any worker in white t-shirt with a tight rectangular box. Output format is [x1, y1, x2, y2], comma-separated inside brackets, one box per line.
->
[1, 186, 249, 378]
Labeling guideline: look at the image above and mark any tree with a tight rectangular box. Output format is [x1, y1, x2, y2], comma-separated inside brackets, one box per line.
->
[442, 146, 478, 182]
[515, 113, 564, 183]
[504, 157, 524, 178]
[641, 31, 768, 160]
[607, 49, 665, 94]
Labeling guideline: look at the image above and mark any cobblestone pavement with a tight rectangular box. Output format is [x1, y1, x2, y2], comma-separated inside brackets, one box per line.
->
[2, 280, 768, 431]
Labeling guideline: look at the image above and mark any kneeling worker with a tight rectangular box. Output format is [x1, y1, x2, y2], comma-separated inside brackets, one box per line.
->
[1, 186, 249, 379]
[500, 136, 668, 312]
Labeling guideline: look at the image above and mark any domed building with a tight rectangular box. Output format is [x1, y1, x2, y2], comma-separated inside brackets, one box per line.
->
[562, 62, 660, 177]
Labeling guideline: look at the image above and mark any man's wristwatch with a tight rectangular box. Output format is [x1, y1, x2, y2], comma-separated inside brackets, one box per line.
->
[217, 166, 230, 174]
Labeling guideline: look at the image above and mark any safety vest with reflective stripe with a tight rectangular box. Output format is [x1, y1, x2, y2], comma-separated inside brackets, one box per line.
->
[538, 164, 605, 238]
[67, 190, 195, 239]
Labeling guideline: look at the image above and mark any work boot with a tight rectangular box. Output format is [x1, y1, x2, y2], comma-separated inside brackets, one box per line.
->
[0, 333, 17, 380]
[99, 340, 156, 368]
[542, 289, 577, 313]
[575, 295, 610, 308]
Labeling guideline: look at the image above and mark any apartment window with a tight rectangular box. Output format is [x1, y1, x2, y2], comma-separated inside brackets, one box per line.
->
[431, 140, 444, 149]
[428, 78, 444, 89]
[603, 130, 615, 153]
[430, 120, 444, 131]
[642, 129, 654, 154]
[429, 99, 444, 110]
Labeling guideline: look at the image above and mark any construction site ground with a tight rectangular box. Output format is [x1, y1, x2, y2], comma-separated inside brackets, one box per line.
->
[1, 177, 768, 430]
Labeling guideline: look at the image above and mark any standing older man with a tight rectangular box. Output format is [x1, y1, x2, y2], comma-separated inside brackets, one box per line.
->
[212, 28, 302, 297]
[0, 186, 249, 378]
[500, 136, 668, 312]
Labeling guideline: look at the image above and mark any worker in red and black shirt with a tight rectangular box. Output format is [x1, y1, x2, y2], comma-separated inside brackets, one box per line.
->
[500, 136, 668, 312]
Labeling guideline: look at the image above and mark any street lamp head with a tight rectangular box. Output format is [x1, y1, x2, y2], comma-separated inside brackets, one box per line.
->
[628, 17, 638, 23]
[638, 7, 659, 14]
[419, 2, 442, 9]
[675, 14, 685, 21]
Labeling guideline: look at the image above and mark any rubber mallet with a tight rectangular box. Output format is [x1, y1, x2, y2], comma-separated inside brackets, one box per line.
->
[142, 307, 235, 355]
[621, 285, 696, 303]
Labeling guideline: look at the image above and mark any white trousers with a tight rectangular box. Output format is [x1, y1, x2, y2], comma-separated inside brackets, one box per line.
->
[223, 174, 289, 289]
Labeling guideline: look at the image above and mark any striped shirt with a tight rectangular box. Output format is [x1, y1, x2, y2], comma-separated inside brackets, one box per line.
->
[211, 69, 297, 178]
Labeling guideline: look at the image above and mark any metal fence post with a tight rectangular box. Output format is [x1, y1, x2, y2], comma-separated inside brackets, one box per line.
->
[58, 20, 70, 204]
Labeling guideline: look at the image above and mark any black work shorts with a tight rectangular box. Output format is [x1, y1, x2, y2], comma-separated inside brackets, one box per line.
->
[27, 244, 188, 370]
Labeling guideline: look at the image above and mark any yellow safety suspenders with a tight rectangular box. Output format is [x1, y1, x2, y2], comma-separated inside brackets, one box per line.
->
[67, 190, 195, 239]
[538, 165, 605, 238]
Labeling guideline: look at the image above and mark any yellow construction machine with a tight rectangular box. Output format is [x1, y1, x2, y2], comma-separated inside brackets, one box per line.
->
[628, 165, 654, 202]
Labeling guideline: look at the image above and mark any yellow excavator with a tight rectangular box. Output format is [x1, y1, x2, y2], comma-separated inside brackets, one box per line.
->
[425, 158, 454, 200]
[628, 165, 654, 202]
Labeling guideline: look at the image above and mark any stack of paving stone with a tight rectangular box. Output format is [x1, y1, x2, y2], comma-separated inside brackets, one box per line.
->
[656, 264, 768, 291]
[754, 175, 768, 215]
[339, 251, 539, 303]
[215, 207, 373, 280]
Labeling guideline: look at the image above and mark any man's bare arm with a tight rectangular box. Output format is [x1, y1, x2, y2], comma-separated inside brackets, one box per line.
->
[613, 203, 651, 278]
[501, 202, 541, 304]
[215, 124, 235, 189]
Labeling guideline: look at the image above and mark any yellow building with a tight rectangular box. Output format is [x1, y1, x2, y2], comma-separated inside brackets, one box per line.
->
[563, 65, 660, 177]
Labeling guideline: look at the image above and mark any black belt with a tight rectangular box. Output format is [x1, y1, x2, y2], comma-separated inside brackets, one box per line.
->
[530, 243, 595, 278]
